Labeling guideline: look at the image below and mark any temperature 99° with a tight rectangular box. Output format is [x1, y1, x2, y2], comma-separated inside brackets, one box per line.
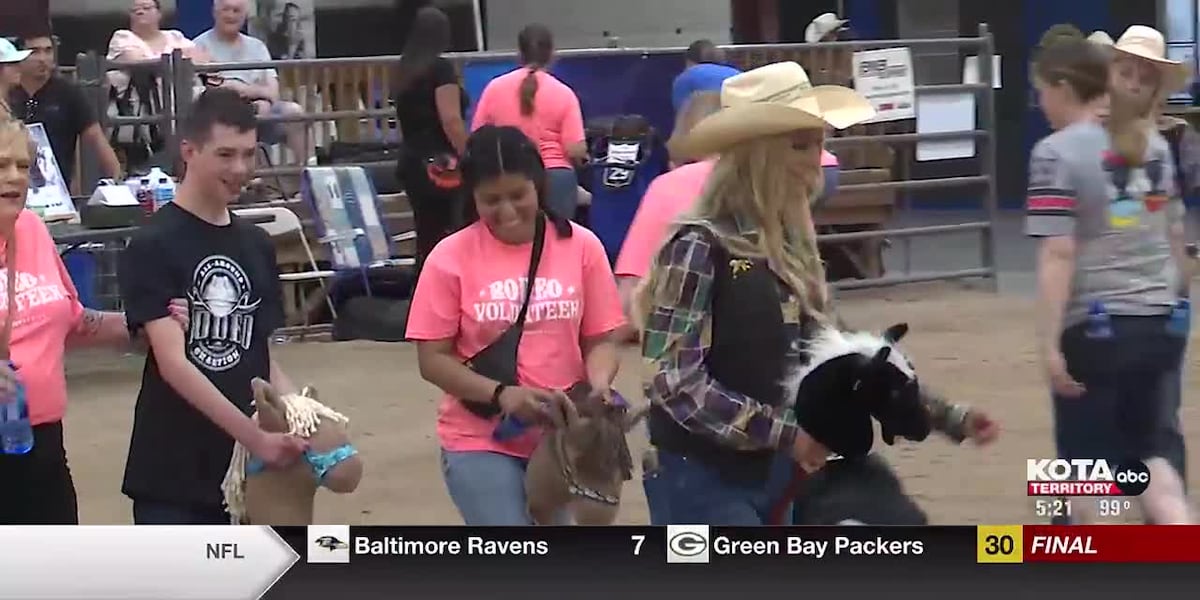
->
[1097, 498, 1132, 518]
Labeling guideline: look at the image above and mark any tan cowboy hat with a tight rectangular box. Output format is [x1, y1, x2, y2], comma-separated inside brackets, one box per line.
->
[1111, 25, 1191, 93]
[668, 61, 876, 160]
[1087, 30, 1114, 46]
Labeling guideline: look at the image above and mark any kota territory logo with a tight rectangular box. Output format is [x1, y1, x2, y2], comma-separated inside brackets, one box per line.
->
[1026, 458, 1151, 497]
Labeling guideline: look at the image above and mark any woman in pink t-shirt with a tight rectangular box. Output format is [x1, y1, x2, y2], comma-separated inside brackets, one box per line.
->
[0, 118, 185, 524]
[406, 125, 626, 525]
[106, 0, 209, 95]
[471, 24, 587, 221]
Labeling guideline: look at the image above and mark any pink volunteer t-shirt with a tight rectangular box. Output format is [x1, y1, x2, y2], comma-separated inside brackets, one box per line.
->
[1, 210, 86, 425]
[405, 221, 626, 458]
[614, 151, 840, 279]
[471, 69, 585, 170]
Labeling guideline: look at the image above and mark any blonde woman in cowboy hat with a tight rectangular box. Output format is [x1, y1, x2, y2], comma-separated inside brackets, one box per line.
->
[633, 62, 997, 525]
[1109, 24, 1199, 503]
[1027, 34, 1193, 525]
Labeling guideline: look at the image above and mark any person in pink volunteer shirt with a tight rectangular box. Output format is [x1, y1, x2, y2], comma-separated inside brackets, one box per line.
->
[614, 91, 841, 327]
[471, 24, 587, 221]
[406, 125, 625, 525]
[0, 116, 186, 524]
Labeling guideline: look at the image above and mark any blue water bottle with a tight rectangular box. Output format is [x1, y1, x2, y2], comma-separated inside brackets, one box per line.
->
[1168, 298, 1191, 337]
[1085, 300, 1114, 339]
[0, 362, 33, 455]
[493, 415, 528, 442]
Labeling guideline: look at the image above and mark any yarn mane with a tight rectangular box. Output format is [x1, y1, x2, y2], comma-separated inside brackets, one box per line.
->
[781, 325, 916, 402]
[221, 392, 350, 524]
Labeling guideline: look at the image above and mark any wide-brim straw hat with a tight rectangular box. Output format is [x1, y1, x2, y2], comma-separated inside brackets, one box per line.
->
[1111, 25, 1191, 93]
[1087, 31, 1114, 46]
[805, 12, 849, 44]
[668, 61, 876, 161]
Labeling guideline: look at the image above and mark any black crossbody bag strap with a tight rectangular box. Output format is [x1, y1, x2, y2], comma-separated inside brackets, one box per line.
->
[509, 214, 546, 338]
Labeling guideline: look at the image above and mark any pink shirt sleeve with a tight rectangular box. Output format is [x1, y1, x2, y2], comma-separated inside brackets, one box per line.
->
[578, 228, 627, 337]
[559, 90, 585, 147]
[404, 245, 462, 341]
[821, 150, 839, 167]
[54, 253, 86, 332]
[106, 30, 145, 62]
[24, 212, 84, 330]
[614, 178, 674, 279]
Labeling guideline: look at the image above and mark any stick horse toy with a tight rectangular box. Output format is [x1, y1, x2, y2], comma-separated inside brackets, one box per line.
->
[222, 378, 364, 525]
[768, 321, 938, 525]
[524, 383, 648, 525]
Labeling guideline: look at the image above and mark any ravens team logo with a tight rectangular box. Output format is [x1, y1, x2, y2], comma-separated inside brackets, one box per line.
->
[314, 536, 349, 551]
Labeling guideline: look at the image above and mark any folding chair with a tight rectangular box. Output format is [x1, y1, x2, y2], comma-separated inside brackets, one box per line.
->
[232, 205, 337, 332]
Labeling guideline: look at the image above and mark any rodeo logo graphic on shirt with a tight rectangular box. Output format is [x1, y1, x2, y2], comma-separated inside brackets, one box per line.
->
[472, 277, 580, 324]
[187, 255, 261, 372]
[0, 270, 72, 328]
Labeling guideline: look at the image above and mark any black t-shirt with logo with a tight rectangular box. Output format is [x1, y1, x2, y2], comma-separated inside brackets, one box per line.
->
[8, 76, 98, 188]
[117, 203, 283, 508]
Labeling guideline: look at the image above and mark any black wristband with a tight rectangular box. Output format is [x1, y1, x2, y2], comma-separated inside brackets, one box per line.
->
[490, 383, 508, 406]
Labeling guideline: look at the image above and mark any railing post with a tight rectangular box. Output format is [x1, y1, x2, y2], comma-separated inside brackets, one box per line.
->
[171, 50, 196, 173]
[977, 22, 1000, 293]
[76, 51, 104, 197]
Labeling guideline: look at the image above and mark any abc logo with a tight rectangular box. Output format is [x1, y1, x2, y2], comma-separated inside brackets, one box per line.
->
[1113, 460, 1151, 496]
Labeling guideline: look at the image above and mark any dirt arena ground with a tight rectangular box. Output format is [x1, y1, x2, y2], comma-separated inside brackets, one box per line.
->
[62, 282, 1200, 525]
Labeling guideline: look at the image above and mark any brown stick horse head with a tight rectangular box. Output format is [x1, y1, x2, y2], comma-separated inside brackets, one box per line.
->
[221, 378, 364, 525]
[525, 383, 648, 525]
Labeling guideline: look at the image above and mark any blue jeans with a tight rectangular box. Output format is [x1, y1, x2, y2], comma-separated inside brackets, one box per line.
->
[132, 500, 230, 525]
[441, 449, 533, 525]
[642, 450, 774, 525]
[545, 167, 579, 221]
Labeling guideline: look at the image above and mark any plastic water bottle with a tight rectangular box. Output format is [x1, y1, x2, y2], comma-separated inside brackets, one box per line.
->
[1085, 300, 1114, 339]
[153, 176, 175, 211]
[1168, 298, 1191, 337]
[136, 177, 154, 217]
[493, 415, 528, 442]
[0, 362, 33, 455]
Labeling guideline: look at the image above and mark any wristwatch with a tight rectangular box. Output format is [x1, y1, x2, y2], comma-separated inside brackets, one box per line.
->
[490, 383, 508, 407]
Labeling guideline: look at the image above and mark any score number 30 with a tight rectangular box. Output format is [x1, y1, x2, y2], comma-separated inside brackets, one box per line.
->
[983, 534, 1015, 556]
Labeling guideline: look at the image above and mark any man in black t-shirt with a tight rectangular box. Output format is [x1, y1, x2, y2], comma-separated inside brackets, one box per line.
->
[118, 88, 308, 525]
[9, 34, 122, 188]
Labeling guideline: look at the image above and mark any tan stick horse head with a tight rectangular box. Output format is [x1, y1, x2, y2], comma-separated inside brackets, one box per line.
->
[221, 378, 364, 525]
[525, 383, 648, 525]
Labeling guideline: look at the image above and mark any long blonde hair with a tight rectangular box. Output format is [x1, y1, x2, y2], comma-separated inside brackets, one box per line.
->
[634, 133, 829, 329]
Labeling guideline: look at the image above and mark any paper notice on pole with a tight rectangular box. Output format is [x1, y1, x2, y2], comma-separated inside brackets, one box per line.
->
[916, 91, 977, 161]
[852, 47, 916, 123]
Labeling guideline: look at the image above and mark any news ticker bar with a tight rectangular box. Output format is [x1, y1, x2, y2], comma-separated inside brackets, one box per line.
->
[1, 525, 1199, 600]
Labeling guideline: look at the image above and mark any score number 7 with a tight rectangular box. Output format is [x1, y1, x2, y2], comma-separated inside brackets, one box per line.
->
[631, 534, 646, 555]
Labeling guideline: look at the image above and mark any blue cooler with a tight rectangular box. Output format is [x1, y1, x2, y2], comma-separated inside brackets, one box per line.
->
[62, 251, 99, 309]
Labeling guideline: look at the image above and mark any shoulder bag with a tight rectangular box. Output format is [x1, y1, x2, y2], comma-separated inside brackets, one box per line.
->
[461, 214, 546, 419]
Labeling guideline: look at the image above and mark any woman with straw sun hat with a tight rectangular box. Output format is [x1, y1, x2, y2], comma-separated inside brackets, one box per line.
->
[633, 62, 997, 525]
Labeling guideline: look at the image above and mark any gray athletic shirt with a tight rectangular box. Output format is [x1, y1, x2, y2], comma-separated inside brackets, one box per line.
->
[1024, 119, 1185, 329]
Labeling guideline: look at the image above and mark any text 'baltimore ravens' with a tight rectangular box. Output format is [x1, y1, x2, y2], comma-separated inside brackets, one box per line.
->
[355, 536, 550, 556]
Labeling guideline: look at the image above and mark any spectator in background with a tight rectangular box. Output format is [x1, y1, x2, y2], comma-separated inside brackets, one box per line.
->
[106, 0, 208, 96]
[0, 38, 30, 118]
[804, 13, 849, 43]
[267, 2, 306, 60]
[671, 40, 740, 114]
[194, 0, 308, 163]
[471, 24, 587, 221]
[9, 33, 123, 188]
[391, 5, 468, 274]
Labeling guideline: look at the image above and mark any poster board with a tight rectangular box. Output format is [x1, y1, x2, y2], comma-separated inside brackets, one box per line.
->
[25, 123, 78, 223]
[247, 0, 317, 60]
[852, 47, 916, 123]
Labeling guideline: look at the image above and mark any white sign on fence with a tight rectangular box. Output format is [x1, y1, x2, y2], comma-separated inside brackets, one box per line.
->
[852, 47, 916, 122]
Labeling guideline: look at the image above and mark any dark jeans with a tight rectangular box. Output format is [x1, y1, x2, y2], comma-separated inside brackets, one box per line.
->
[399, 158, 463, 274]
[132, 500, 230, 525]
[642, 449, 773, 525]
[1054, 316, 1186, 468]
[0, 421, 79, 524]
